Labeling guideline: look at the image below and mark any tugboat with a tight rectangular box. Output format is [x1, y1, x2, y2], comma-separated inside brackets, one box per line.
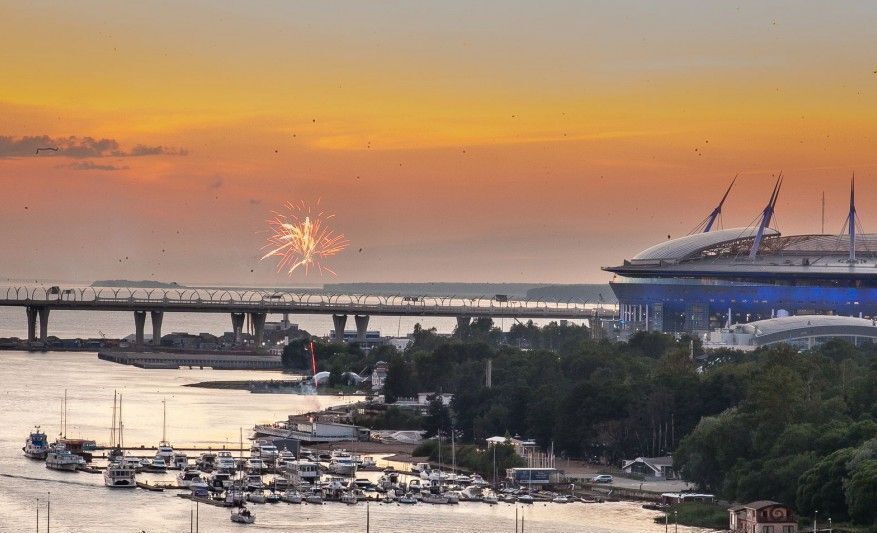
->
[230, 505, 255, 524]
[23, 426, 49, 460]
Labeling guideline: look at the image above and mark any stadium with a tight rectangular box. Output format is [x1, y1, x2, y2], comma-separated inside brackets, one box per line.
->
[604, 178, 876, 335]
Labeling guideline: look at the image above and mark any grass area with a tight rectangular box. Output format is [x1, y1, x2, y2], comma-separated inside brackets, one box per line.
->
[654, 502, 729, 530]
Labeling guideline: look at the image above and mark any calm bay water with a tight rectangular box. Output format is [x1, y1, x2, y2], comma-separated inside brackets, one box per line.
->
[0, 301, 685, 532]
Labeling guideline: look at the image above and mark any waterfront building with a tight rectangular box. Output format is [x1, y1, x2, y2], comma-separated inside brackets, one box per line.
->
[605, 178, 876, 336]
[728, 501, 797, 533]
[621, 456, 677, 480]
[505, 467, 560, 486]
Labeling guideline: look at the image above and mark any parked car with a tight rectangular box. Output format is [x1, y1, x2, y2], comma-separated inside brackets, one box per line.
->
[592, 475, 613, 483]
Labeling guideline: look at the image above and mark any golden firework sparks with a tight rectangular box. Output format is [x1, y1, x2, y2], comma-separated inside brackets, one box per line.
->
[261, 200, 349, 276]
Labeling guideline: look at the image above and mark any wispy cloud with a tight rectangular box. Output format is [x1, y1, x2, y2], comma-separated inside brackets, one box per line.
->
[64, 161, 130, 172]
[0, 135, 188, 158]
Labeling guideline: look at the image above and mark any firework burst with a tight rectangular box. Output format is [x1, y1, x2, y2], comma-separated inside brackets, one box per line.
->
[261, 200, 349, 276]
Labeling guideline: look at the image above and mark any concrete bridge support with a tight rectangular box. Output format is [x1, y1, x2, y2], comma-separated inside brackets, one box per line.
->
[332, 314, 347, 342]
[250, 312, 267, 347]
[151, 311, 163, 346]
[134, 311, 147, 347]
[26, 306, 37, 343]
[354, 315, 370, 342]
[231, 313, 245, 344]
[38, 307, 50, 342]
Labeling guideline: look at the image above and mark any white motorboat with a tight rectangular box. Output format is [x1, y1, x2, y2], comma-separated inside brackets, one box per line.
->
[399, 493, 418, 504]
[281, 489, 302, 504]
[172, 452, 189, 470]
[209, 471, 232, 491]
[407, 479, 421, 493]
[517, 494, 535, 504]
[445, 492, 460, 504]
[45, 444, 81, 472]
[141, 456, 167, 473]
[421, 493, 449, 505]
[290, 460, 319, 483]
[216, 451, 236, 472]
[305, 490, 323, 505]
[197, 452, 217, 472]
[245, 473, 263, 491]
[246, 458, 268, 474]
[103, 460, 136, 488]
[23, 426, 49, 460]
[340, 491, 358, 505]
[265, 491, 281, 503]
[247, 489, 267, 504]
[483, 494, 499, 505]
[177, 466, 203, 487]
[230, 506, 255, 524]
[225, 487, 247, 506]
[552, 495, 570, 504]
[328, 450, 357, 476]
[257, 442, 279, 463]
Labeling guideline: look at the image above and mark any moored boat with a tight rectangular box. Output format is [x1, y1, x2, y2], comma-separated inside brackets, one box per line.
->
[45, 443, 81, 472]
[23, 426, 49, 460]
[103, 460, 137, 488]
[230, 506, 255, 524]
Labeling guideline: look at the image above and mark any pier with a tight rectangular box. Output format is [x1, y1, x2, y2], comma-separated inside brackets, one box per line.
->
[98, 351, 283, 370]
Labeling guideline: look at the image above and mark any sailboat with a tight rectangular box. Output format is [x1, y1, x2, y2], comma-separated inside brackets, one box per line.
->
[155, 398, 175, 462]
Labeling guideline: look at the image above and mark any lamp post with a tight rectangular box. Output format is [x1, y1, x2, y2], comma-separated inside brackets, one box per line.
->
[814, 510, 818, 533]
[674, 510, 678, 533]
[828, 517, 832, 533]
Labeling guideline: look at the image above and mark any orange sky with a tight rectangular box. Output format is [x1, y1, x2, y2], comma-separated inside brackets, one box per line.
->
[2, 2, 876, 285]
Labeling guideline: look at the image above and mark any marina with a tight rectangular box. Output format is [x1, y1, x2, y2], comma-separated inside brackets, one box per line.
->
[0, 350, 696, 532]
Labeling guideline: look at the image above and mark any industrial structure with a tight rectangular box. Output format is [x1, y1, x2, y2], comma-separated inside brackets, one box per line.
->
[605, 177, 876, 335]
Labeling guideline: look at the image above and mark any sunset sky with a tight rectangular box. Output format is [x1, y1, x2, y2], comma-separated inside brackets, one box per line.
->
[2, 1, 876, 285]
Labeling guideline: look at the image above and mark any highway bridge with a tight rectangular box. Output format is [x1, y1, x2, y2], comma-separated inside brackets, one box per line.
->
[1, 285, 616, 346]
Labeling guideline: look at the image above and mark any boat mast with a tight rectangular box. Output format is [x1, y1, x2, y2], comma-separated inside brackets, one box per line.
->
[749, 175, 783, 259]
[162, 398, 167, 443]
[119, 394, 124, 448]
[110, 390, 117, 448]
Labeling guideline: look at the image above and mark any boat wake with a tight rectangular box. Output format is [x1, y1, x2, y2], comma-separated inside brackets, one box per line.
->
[0, 471, 96, 488]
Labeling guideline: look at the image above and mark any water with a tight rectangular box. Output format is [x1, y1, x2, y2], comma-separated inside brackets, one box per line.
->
[0, 351, 706, 532]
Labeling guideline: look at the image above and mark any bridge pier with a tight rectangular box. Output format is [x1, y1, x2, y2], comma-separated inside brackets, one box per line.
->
[231, 313, 245, 344]
[151, 311, 163, 346]
[250, 312, 266, 347]
[26, 306, 37, 343]
[332, 314, 347, 343]
[38, 307, 50, 342]
[354, 315, 370, 342]
[134, 311, 147, 347]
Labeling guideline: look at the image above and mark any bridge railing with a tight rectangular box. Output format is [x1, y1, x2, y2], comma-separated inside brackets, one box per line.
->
[0, 285, 614, 315]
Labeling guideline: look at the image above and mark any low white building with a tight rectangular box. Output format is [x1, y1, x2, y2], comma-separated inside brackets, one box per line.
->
[621, 456, 677, 480]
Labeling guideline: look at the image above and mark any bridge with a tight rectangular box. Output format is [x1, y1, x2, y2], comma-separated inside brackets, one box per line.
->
[1, 285, 616, 347]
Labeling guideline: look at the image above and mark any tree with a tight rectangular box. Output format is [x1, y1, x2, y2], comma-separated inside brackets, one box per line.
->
[845, 459, 877, 525]
[423, 396, 452, 438]
[383, 354, 415, 403]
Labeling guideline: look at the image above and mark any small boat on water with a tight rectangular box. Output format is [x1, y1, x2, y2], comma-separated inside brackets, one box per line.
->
[245, 473, 264, 491]
[230, 506, 255, 524]
[23, 426, 49, 460]
[45, 443, 82, 472]
[483, 494, 499, 505]
[517, 494, 535, 504]
[57, 438, 96, 463]
[340, 491, 358, 505]
[281, 489, 302, 504]
[265, 491, 281, 504]
[215, 451, 235, 472]
[305, 490, 323, 505]
[197, 452, 217, 472]
[172, 452, 189, 470]
[103, 460, 137, 488]
[398, 493, 417, 504]
[421, 493, 449, 505]
[177, 466, 203, 487]
[552, 495, 570, 504]
[247, 489, 267, 504]
[141, 456, 168, 473]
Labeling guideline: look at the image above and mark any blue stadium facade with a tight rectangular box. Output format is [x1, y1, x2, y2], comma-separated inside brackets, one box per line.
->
[604, 179, 876, 334]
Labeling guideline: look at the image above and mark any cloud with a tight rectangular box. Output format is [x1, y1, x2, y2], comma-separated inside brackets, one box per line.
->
[65, 161, 130, 171]
[0, 135, 188, 158]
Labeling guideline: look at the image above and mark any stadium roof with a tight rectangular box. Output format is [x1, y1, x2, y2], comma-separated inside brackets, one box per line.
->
[631, 227, 776, 263]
